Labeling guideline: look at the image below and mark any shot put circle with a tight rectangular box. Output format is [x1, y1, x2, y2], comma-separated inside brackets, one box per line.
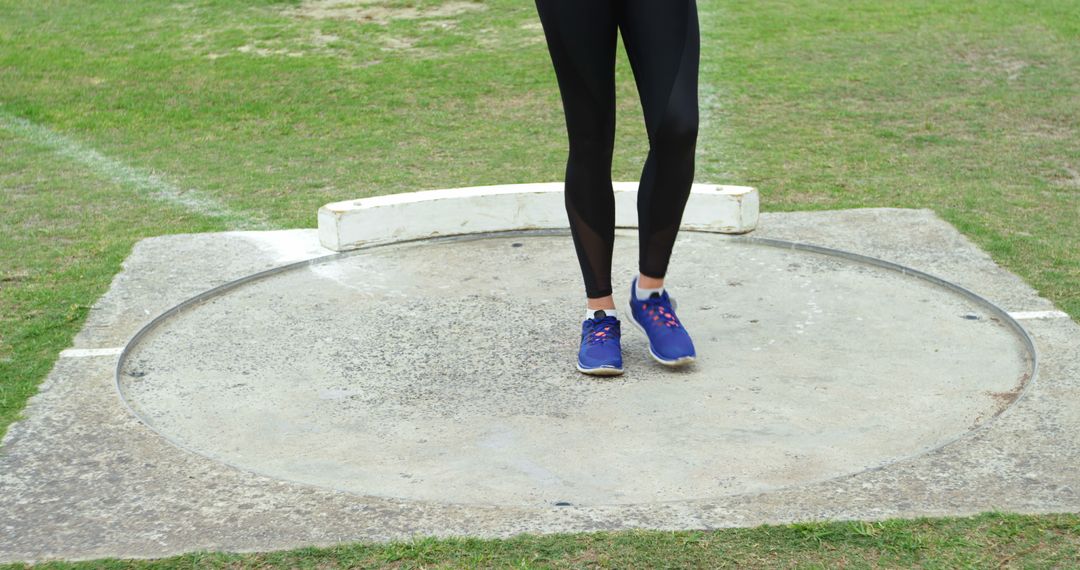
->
[116, 230, 1034, 507]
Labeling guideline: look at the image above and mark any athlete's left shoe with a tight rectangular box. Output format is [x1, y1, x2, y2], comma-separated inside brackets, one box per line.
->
[628, 276, 696, 366]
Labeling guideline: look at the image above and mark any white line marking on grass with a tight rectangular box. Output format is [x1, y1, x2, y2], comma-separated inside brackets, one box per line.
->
[58, 347, 125, 358]
[693, 1, 739, 182]
[0, 111, 272, 230]
[1008, 310, 1071, 320]
[697, 80, 737, 180]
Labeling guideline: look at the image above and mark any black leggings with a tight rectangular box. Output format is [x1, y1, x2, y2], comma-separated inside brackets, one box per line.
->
[534, 0, 700, 299]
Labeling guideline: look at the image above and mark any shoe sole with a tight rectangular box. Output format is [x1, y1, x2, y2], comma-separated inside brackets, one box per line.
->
[627, 304, 696, 367]
[576, 361, 624, 376]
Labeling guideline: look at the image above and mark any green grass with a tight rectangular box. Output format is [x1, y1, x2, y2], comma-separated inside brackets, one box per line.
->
[1, 512, 1078, 568]
[1, 0, 1078, 566]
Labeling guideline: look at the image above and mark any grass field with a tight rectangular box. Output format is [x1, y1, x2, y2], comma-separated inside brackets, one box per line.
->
[1, 0, 1078, 566]
[0, 513, 1076, 569]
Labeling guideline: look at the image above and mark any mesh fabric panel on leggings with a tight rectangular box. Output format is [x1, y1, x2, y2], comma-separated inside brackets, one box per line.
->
[534, 0, 700, 299]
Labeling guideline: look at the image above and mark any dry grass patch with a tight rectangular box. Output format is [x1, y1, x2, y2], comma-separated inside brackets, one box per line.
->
[954, 45, 1046, 84]
[284, 0, 492, 56]
[1049, 162, 1080, 189]
[288, 0, 486, 25]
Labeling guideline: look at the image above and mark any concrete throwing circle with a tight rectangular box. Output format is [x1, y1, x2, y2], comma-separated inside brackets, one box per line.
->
[118, 230, 1033, 507]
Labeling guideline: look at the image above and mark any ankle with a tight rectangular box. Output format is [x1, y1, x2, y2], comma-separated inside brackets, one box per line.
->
[638, 273, 664, 289]
[633, 276, 666, 302]
[585, 295, 617, 322]
[586, 295, 616, 311]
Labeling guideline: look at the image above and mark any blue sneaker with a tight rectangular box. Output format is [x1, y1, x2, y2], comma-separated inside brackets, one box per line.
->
[628, 276, 696, 366]
[577, 311, 624, 376]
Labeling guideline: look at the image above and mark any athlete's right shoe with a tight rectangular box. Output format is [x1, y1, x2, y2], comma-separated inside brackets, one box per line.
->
[576, 311, 624, 376]
[628, 276, 696, 366]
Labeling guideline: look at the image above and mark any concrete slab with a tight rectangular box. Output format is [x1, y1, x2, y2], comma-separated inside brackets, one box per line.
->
[1, 208, 1078, 563]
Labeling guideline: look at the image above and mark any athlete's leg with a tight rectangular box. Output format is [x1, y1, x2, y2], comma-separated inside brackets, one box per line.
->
[619, 0, 701, 282]
[534, 0, 619, 304]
